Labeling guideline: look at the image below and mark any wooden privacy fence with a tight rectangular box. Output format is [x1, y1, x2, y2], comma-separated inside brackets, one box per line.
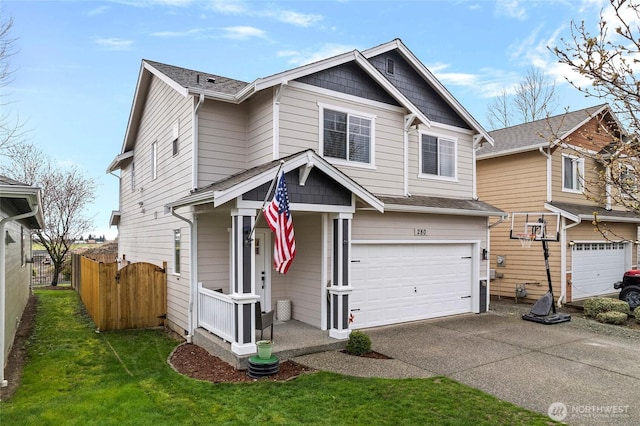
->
[72, 254, 167, 331]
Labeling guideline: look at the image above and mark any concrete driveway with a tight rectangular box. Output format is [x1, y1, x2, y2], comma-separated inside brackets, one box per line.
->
[294, 308, 640, 425]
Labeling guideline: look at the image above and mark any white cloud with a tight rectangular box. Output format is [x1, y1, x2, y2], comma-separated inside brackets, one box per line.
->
[151, 28, 207, 37]
[269, 10, 323, 27]
[429, 63, 522, 98]
[495, 0, 527, 20]
[94, 37, 135, 51]
[87, 5, 110, 16]
[280, 43, 356, 66]
[222, 26, 267, 40]
[210, 0, 246, 14]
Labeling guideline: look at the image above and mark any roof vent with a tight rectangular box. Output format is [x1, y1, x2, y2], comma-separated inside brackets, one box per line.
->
[196, 74, 200, 84]
[206, 77, 216, 83]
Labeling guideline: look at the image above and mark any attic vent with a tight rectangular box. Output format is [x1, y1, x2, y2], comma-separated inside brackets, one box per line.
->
[206, 77, 216, 83]
[196, 74, 200, 84]
[386, 58, 395, 75]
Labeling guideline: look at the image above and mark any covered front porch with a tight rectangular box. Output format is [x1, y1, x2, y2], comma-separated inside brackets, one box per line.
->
[193, 317, 348, 369]
[167, 150, 384, 361]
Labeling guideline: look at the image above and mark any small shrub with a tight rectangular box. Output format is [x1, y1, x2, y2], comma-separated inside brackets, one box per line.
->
[583, 297, 630, 318]
[346, 330, 371, 356]
[595, 311, 628, 325]
[635, 307, 640, 323]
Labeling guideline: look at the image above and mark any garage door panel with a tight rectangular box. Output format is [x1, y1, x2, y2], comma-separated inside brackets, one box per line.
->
[351, 243, 473, 329]
[572, 242, 627, 300]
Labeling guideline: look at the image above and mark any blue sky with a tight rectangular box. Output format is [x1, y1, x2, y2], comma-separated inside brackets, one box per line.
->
[4, 0, 613, 240]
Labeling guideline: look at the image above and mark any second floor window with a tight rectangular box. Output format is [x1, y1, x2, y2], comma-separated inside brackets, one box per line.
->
[562, 154, 584, 192]
[322, 107, 373, 165]
[420, 134, 456, 179]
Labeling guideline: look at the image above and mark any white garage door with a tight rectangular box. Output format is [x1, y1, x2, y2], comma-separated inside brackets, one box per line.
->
[350, 243, 474, 329]
[572, 242, 628, 300]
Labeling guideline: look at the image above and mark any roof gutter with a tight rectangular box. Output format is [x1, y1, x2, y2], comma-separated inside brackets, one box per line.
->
[0, 204, 41, 388]
[381, 204, 508, 218]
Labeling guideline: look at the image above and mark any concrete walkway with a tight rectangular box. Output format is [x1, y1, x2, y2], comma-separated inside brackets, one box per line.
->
[293, 307, 640, 425]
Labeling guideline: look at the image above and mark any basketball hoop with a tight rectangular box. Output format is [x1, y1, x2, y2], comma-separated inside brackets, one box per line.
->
[516, 233, 536, 248]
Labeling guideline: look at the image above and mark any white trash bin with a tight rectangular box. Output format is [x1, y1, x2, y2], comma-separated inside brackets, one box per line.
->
[277, 300, 291, 321]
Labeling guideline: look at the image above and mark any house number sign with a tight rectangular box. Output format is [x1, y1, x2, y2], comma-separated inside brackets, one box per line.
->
[414, 228, 428, 236]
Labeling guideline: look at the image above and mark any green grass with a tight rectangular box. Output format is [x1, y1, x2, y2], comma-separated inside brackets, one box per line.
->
[0, 291, 558, 425]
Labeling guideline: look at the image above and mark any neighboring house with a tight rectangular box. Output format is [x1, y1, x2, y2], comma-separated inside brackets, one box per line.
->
[108, 39, 505, 356]
[477, 104, 640, 304]
[0, 175, 43, 387]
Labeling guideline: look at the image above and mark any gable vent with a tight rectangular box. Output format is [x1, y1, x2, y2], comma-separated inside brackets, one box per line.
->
[386, 58, 395, 75]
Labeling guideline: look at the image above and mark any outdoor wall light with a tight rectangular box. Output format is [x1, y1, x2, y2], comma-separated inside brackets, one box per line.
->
[568, 240, 575, 247]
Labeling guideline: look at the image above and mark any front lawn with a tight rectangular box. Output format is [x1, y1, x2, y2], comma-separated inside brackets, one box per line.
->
[0, 290, 557, 425]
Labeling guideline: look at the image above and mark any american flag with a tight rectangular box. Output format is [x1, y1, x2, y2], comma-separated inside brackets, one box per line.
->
[263, 170, 296, 274]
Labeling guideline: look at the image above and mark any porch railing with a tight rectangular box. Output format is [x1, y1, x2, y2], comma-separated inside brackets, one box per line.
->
[198, 283, 235, 342]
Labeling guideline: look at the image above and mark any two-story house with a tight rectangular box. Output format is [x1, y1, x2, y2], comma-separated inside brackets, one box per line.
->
[108, 39, 505, 357]
[477, 104, 640, 306]
[1, 175, 43, 388]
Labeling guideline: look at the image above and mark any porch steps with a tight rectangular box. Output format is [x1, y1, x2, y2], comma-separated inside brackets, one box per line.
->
[193, 321, 347, 370]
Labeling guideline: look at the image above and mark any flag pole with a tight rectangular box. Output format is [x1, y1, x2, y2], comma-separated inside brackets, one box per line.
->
[245, 160, 285, 245]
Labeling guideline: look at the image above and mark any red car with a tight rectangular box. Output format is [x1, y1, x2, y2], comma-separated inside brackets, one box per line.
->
[614, 270, 640, 309]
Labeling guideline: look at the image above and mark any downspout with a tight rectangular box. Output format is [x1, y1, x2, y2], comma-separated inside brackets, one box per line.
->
[0, 205, 40, 387]
[605, 165, 612, 210]
[403, 114, 415, 196]
[192, 94, 205, 191]
[538, 147, 552, 202]
[170, 206, 196, 343]
[559, 217, 581, 307]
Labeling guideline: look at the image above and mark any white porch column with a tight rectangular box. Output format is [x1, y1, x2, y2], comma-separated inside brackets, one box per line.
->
[230, 209, 259, 355]
[329, 213, 352, 339]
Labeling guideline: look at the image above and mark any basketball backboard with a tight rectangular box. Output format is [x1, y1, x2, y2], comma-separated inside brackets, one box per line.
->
[509, 212, 560, 243]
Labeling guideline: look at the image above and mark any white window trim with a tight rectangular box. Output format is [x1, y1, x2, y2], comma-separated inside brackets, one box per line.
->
[151, 141, 158, 180]
[318, 102, 376, 169]
[173, 229, 181, 276]
[418, 131, 458, 182]
[562, 153, 584, 193]
[619, 163, 637, 198]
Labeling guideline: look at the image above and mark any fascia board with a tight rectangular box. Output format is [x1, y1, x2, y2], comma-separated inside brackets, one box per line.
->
[106, 151, 134, 173]
[369, 40, 492, 143]
[476, 142, 548, 160]
[352, 54, 431, 127]
[169, 152, 384, 213]
[143, 61, 189, 98]
[550, 104, 609, 148]
[381, 204, 507, 217]
[0, 186, 44, 227]
[253, 51, 360, 93]
[544, 203, 581, 223]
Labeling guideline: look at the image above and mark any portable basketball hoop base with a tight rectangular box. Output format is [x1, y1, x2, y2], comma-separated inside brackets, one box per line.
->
[510, 213, 571, 325]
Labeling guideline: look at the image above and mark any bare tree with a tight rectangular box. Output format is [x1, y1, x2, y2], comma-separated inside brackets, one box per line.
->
[486, 89, 512, 129]
[2, 143, 96, 285]
[0, 12, 27, 155]
[552, 0, 640, 214]
[486, 67, 559, 129]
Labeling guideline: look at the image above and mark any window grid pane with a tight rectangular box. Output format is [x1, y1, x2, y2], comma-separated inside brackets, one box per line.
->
[323, 110, 347, 160]
[422, 135, 438, 175]
[439, 139, 455, 177]
[348, 116, 371, 163]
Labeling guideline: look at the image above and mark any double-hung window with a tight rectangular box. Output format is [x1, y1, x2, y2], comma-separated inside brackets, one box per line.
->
[562, 154, 584, 192]
[321, 106, 374, 166]
[420, 134, 456, 179]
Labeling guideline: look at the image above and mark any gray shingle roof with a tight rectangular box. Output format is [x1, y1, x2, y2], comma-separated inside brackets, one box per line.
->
[144, 60, 250, 96]
[379, 195, 505, 216]
[477, 104, 609, 158]
[547, 201, 640, 223]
